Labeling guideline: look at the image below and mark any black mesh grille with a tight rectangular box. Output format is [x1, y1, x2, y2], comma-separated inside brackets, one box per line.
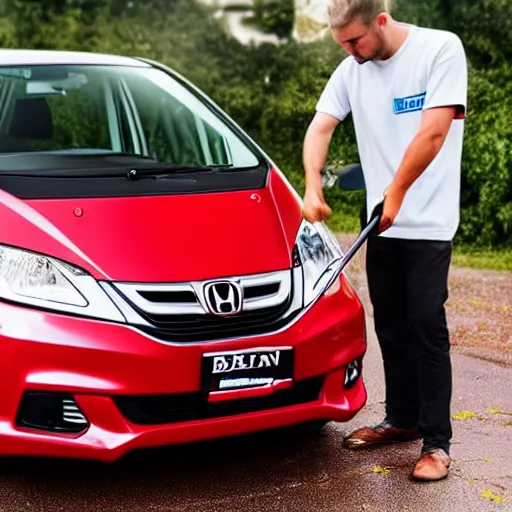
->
[113, 376, 324, 425]
[137, 304, 297, 343]
[127, 287, 298, 343]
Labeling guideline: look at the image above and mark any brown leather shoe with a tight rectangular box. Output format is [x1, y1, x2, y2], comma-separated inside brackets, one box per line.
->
[344, 421, 420, 449]
[411, 449, 451, 481]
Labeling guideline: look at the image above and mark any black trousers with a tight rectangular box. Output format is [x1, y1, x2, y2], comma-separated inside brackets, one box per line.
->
[366, 235, 453, 454]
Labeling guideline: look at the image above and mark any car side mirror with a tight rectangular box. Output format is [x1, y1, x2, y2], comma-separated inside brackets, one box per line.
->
[337, 163, 365, 191]
[322, 163, 366, 191]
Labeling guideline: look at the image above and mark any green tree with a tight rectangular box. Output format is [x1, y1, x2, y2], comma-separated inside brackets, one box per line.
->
[248, 0, 295, 39]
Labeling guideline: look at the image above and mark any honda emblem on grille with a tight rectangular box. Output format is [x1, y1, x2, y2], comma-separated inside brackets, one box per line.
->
[204, 281, 243, 316]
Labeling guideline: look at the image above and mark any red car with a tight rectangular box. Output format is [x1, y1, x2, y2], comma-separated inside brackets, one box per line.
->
[0, 50, 367, 462]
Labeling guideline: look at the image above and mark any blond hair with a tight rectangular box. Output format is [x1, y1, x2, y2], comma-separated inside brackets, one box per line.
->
[328, 0, 392, 29]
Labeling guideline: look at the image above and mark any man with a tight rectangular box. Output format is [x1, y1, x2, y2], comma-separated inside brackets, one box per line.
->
[302, 0, 467, 481]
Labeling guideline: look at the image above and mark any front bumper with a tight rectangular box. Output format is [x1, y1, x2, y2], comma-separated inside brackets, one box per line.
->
[0, 275, 367, 462]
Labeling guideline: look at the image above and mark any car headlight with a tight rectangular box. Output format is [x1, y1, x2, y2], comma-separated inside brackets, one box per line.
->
[0, 245, 125, 322]
[294, 221, 343, 307]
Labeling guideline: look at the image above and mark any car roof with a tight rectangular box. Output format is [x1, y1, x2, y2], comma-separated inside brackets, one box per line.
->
[0, 49, 151, 67]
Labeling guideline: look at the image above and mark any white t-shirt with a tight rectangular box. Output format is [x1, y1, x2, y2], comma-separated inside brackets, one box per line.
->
[316, 24, 468, 241]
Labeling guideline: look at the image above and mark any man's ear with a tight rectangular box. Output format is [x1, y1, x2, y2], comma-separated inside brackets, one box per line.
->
[377, 13, 387, 26]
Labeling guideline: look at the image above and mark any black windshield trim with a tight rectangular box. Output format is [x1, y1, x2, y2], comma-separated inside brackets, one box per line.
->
[0, 161, 244, 178]
[0, 166, 269, 200]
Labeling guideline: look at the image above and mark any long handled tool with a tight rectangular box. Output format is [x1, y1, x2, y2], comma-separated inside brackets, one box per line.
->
[318, 162, 384, 291]
[320, 200, 384, 294]
[338, 200, 383, 271]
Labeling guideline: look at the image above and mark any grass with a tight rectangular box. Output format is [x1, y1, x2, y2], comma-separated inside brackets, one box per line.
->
[326, 210, 361, 234]
[328, 212, 512, 272]
[451, 247, 512, 272]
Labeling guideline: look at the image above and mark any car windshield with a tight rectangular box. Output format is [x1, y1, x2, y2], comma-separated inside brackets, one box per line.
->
[0, 64, 260, 174]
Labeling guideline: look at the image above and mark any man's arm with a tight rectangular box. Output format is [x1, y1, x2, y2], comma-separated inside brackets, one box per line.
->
[303, 112, 341, 193]
[302, 60, 351, 223]
[379, 106, 459, 232]
[302, 112, 340, 223]
[379, 33, 468, 233]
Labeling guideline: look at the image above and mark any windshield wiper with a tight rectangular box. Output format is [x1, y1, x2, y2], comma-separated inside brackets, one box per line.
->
[126, 164, 234, 181]
[0, 161, 234, 178]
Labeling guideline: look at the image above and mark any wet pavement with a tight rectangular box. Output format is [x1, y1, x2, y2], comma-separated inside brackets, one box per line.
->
[0, 268, 511, 511]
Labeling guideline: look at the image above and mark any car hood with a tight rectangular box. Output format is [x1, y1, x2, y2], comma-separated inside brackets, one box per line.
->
[0, 170, 302, 282]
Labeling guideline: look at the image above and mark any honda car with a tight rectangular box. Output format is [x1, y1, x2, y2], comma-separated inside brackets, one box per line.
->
[0, 50, 367, 462]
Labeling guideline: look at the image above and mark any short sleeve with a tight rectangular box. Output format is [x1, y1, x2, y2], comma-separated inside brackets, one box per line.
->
[316, 60, 351, 121]
[423, 33, 468, 119]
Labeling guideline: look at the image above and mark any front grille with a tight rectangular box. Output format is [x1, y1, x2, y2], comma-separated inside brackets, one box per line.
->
[108, 269, 303, 343]
[136, 299, 297, 343]
[113, 376, 324, 425]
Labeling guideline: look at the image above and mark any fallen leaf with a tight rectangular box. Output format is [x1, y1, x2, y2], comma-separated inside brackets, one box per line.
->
[481, 489, 508, 503]
[372, 466, 391, 475]
[452, 411, 477, 420]
[484, 457, 492, 463]
[487, 407, 512, 417]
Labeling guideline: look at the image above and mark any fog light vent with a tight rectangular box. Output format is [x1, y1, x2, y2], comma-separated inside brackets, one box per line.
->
[344, 360, 361, 389]
[62, 398, 88, 425]
[16, 392, 89, 434]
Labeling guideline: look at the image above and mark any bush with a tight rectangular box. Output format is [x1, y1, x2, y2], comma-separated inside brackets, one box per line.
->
[249, 0, 294, 39]
[458, 64, 512, 246]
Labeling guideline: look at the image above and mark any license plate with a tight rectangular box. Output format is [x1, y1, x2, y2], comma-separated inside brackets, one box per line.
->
[201, 347, 294, 395]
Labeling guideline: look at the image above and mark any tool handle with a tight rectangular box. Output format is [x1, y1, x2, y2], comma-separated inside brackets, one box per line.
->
[319, 200, 384, 297]
[316, 201, 384, 298]
[367, 200, 384, 236]
[339, 200, 383, 267]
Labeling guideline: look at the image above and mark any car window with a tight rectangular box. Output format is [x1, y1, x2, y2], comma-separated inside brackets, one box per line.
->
[0, 69, 111, 154]
[0, 65, 260, 173]
[125, 73, 230, 166]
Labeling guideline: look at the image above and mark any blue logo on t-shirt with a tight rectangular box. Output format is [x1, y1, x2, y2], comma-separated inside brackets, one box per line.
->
[393, 92, 426, 115]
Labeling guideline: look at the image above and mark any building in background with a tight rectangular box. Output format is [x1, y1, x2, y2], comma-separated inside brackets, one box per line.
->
[197, 0, 279, 45]
[197, 0, 330, 45]
[293, 0, 329, 42]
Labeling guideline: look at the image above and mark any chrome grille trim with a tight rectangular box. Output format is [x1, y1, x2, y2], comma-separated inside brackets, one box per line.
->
[101, 282, 151, 326]
[114, 282, 203, 315]
[111, 270, 292, 316]
[99, 268, 305, 344]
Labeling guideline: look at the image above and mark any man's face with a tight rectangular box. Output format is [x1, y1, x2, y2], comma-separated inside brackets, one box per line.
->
[332, 15, 386, 64]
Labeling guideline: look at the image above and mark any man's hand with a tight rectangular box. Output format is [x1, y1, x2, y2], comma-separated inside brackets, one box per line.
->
[378, 189, 405, 233]
[302, 190, 332, 223]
